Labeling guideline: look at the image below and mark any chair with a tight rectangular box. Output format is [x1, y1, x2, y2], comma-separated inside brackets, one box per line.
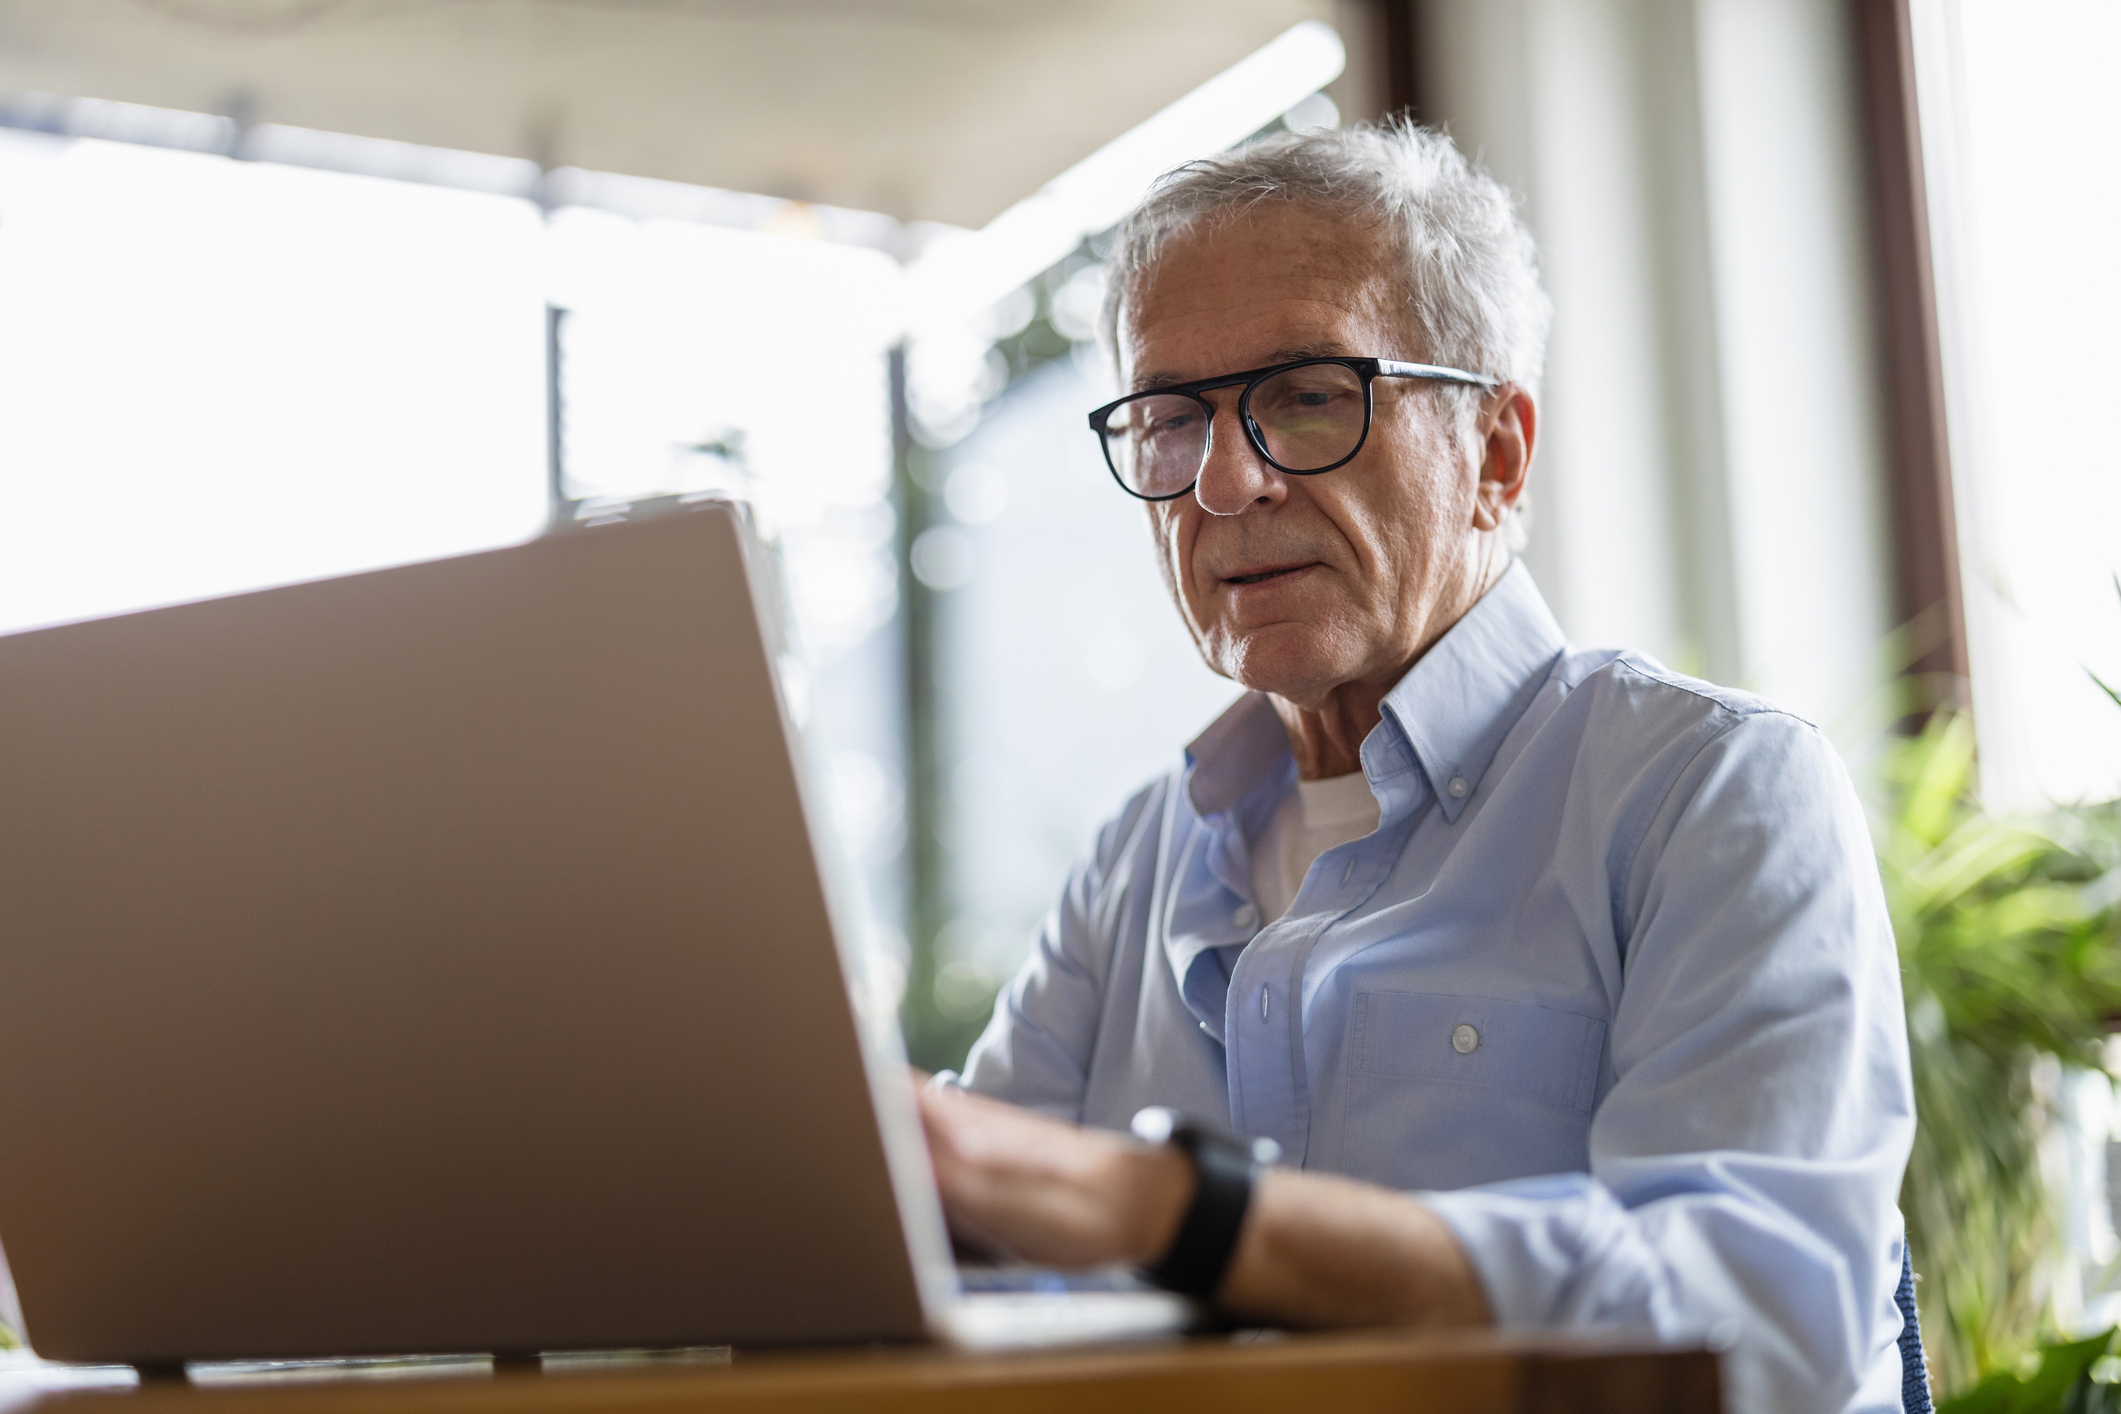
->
[1898, 1246, 1932, 1414]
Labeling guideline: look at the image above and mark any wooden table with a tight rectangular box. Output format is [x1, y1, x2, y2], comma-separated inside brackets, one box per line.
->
[0, 1331, 1720, 1414]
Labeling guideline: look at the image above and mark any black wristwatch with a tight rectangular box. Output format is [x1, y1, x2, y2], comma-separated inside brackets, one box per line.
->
[1130, 1107, 1282, 1299]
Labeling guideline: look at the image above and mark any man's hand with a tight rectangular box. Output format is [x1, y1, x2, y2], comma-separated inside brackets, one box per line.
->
[917, 1079, 1492, 1330]
[917, 1080, 1193, 1268]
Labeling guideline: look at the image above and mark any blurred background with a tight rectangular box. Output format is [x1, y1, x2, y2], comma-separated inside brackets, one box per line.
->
[0, 0, 2116, 1396]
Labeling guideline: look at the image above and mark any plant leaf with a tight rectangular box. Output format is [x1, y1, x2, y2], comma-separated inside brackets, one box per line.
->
[2092, 668, 2121, 714]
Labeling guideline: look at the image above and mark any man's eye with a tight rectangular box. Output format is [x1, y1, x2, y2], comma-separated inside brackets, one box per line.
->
[1262, 388, 1347, 417]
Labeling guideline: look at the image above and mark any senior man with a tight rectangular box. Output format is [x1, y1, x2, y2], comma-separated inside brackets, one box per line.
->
[917, 123, 1918, 1413]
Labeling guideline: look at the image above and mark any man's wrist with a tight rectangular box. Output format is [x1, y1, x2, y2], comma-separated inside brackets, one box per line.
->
[1115, 1144, 1195, 1267]
[1124, 1110, 1284, 1297]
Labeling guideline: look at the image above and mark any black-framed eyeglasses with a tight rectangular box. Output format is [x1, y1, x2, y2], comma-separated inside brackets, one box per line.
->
[1086, 356, 1499, 502]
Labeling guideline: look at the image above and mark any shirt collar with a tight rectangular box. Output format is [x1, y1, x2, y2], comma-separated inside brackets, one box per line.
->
[1185, 690, 1289, 821]
[1378, 559, 1567, 823]
[1180, 559, 1567, 828]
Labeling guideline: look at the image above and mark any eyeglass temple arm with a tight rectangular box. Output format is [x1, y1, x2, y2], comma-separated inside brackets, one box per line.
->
[1375, 359, 1501, 389]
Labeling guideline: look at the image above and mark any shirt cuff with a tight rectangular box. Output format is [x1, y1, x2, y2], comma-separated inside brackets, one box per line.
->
[1420, 1172, 1662, 1332]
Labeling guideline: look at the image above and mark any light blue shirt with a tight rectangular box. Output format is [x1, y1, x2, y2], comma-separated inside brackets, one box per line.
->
[959, 561, 1914, 1414]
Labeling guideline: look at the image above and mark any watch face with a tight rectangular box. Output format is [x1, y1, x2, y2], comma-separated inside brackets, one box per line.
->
[1129, 1107, 1282, 1166]
[1130, 1106, 1180, 1145]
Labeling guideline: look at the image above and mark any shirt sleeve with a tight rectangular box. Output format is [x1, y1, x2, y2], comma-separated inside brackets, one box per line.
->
[955, 778, 1165, 1122]
[1420, 710, 1915, 1414]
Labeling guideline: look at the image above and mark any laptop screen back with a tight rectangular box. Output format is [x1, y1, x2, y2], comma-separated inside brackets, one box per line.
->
[0, 503, 940, 1363]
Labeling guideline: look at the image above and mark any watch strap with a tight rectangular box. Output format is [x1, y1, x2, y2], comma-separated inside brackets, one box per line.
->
[1135, 1112, 1277, 1299]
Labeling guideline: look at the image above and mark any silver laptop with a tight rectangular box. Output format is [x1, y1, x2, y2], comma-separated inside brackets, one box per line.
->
[0, 500, 1186, 1367]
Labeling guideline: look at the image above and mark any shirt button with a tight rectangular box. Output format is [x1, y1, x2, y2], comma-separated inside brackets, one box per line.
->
[1234, 903, 1259, 929]
[1451, 1023, 1480, 1054]
[1447, 776, 1470, 799]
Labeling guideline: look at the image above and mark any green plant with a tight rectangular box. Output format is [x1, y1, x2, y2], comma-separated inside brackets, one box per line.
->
[2090, 575, 2121, 715]
[1940, 1328, 2118, 1414]
[1879, 714, 2121, 1394]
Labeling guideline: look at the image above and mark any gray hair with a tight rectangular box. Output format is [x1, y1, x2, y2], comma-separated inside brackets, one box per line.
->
[1099, 118, 1551, 400]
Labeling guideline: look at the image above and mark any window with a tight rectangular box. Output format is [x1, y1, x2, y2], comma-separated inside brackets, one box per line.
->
[1916, 0, 2121, 807]
[0, 128, 907, 947]
[0, 133, 546, 630]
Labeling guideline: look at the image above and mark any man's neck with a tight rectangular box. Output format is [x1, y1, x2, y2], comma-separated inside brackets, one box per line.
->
[1269, 686, 1391, 780]
[1266, 548, 1511, 781]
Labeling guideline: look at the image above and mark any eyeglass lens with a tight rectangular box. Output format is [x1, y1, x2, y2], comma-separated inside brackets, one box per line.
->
[1099, 362, 1368, 499]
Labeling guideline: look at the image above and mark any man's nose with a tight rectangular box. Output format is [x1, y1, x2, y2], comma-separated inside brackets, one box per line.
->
[1194, 393, 1286, 516]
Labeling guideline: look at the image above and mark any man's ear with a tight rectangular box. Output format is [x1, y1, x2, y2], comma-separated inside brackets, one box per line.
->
[1471, 386, 1536, 532]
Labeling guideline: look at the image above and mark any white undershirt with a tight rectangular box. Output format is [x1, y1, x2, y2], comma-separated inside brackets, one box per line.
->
[1247, 770, 1382, 924]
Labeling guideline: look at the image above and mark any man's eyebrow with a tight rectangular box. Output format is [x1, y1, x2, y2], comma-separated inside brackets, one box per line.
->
[1129, 342, 1358, 393]
[1274, 340, 1356, 361]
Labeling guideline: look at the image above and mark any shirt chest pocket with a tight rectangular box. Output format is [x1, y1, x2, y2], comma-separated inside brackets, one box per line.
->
[1340, 990, 1606, 1191]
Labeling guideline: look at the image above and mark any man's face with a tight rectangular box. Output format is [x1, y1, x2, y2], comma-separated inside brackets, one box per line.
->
[1120, 206, 1503, 710]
